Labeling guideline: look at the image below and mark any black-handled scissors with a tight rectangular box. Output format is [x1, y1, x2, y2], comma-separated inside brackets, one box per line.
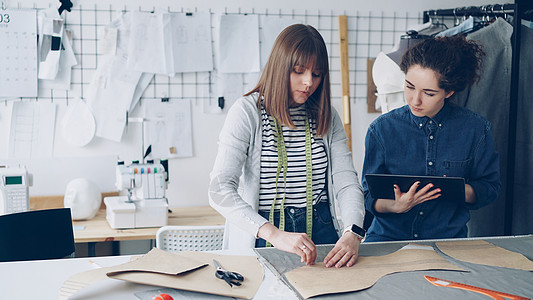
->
[213, 259, 244, 287]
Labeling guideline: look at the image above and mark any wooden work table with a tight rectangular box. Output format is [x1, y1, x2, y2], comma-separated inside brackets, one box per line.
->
[72, 206, 225, 243]
[31, 196, 226, 256]
[31, 196, 225, 244]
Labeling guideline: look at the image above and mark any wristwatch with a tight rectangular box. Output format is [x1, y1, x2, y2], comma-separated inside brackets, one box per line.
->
[343, 224, 366, 240]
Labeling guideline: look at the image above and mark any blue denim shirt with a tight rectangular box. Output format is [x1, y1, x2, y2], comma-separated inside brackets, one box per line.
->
[362, 102, 501, 242]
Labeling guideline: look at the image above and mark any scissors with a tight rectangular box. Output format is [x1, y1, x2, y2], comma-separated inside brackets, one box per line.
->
[213, 259, 244, 287]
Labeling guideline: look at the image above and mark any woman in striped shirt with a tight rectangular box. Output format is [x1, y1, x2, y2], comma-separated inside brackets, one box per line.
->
[209, 24, 365, 268]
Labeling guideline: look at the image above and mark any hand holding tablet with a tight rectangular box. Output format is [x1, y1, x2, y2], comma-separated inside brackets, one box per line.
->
[365, 174, 466, 203]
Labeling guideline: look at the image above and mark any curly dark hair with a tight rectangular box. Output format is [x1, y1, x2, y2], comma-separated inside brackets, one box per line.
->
[400, 35, 485, 93]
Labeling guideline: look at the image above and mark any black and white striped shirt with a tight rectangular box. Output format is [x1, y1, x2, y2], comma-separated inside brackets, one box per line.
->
[259, 103, 328, 211]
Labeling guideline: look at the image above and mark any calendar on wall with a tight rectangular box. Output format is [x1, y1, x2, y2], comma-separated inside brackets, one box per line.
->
[0, 9, 38, 98]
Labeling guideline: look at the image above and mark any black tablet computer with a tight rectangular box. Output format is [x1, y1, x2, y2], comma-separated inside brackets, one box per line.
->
[365, 174, 466, 203]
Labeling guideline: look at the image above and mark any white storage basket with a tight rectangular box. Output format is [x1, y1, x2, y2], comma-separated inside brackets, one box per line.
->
[155, 225, 224, 252]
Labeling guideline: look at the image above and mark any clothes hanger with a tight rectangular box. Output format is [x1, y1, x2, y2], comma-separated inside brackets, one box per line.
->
[453, 9, 462, 26]
[417, 11, 448, 36]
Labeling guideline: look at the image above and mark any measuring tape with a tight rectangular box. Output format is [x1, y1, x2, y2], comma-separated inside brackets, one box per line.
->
[266, 116, 313, 246]
[424, 276, 530, 300]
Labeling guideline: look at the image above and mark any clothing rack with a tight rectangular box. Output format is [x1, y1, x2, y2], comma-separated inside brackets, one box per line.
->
[423, 4, 515, 22]
[423, 0, 532, 236]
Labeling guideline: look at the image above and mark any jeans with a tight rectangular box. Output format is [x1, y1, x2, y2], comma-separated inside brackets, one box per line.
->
[255, 200, 339, 247]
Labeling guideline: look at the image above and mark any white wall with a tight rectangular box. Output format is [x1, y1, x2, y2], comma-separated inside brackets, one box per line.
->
[2, 0, 501, 208]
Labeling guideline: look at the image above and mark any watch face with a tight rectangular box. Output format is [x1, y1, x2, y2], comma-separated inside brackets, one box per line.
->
[351, 224, 366, 237]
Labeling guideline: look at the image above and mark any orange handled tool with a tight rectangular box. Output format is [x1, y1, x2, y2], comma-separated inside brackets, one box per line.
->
[424, 276, 530, 300]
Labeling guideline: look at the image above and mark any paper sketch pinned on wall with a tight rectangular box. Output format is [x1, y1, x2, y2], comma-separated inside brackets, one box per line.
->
[128, 11, 214, 75]
[97, 23, 150, 113]
[128, 11, 171, 75]
[0, 9, 38, 99]
[170, 12, 213, 73]
[217, 14, 260, 73]
[87, 12, 154, 142]
[8, 101, 56, 158]
[144, 99, 193, 158]
[37, 8, 64, 80]
[259, 16, 300, 69]
[60, 98, 95, 147]
[39, 28, 77, 91]
[88, 54, 139, 142]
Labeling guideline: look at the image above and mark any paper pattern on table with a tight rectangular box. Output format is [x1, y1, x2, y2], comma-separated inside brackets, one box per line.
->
[285, 246, 466, 299]
[59, 248, 264, 300]
[109, 250, 264, 299]
[436, 239, 533, 271]
[105, 247, 207, 276]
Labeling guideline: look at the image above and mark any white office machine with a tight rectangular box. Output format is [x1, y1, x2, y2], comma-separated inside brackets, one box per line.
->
[104, 161, 168, 229]
[0, 166, 33, 215]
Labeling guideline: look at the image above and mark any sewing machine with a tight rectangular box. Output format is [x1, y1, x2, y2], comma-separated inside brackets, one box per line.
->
[104, 161, 168, 229]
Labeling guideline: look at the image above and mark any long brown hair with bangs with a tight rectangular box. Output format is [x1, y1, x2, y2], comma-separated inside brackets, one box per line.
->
[244, 24, 331, 137]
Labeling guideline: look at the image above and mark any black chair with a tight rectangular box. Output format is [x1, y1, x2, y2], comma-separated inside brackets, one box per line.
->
[0, 208, 75, 262]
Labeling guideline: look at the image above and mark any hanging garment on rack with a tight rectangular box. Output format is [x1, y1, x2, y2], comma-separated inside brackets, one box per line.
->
[513, 24, 533, 235]
[452, 17, 513, 237]
[372, 52, 405, 113]
[436, 16, 481, 37]
[417, 21, 447, 36]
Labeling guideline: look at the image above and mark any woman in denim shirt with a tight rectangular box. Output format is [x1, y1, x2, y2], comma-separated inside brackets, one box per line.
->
[362, 35, 501, 242]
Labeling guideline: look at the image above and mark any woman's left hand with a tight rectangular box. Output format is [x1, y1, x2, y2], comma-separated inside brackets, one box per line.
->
[323, 232, 361, 268]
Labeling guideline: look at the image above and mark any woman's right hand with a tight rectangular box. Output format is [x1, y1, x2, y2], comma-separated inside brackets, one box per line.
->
[257, 223, 317, 265]
[391, 181, 441, 213]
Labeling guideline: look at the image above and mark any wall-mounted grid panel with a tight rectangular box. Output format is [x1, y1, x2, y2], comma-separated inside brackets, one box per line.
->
[13, 4, 422, 106]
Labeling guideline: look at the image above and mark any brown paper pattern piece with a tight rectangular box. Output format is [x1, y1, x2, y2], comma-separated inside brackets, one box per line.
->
[106, 248, 207, 276]
[60, 248, 264, 300]
[107, 250, 264, 299]
[59, 249, 205, 300]
[436, 239, 533, 271]
[285, 247, 466, 299]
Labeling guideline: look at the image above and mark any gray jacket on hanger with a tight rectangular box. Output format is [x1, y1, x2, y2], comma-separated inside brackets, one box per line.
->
[452, 17, 513, 237]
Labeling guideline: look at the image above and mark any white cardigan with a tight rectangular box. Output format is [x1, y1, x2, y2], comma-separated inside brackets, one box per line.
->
[208, 93, 365, 250]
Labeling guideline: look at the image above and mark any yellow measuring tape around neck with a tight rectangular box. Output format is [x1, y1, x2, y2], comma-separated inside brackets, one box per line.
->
[266, 115, 313, 247]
